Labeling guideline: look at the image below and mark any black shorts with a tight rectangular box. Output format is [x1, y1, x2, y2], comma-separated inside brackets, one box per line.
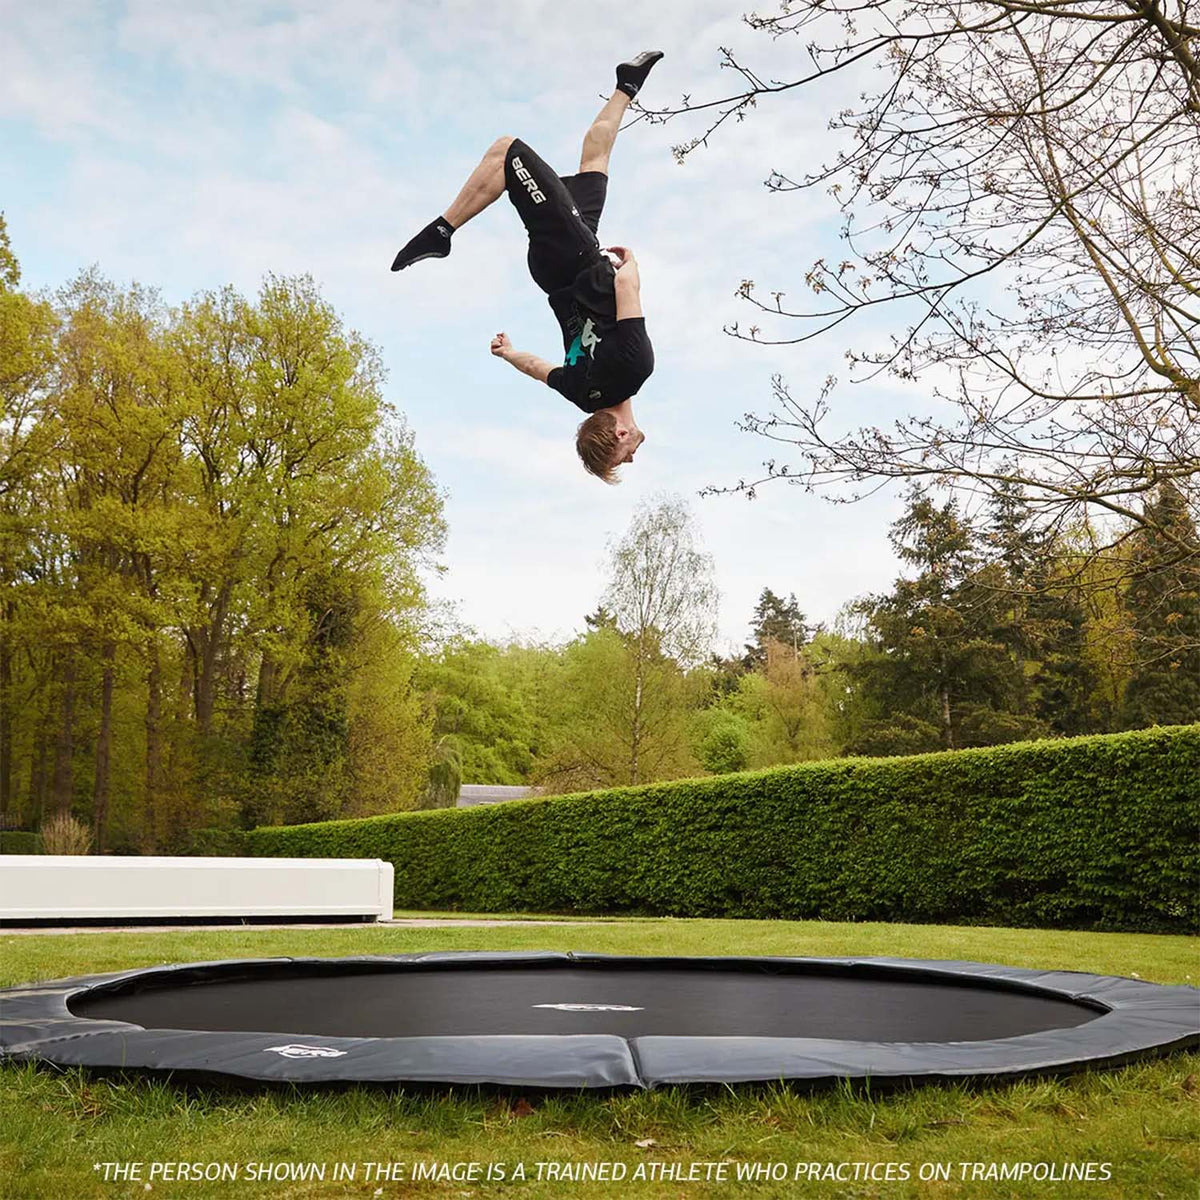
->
[505, 138, 609, 295]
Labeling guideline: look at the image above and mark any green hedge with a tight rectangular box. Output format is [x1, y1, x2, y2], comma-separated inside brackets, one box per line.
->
[0, 831, 42, 855]
[247, 725, 1200, 933]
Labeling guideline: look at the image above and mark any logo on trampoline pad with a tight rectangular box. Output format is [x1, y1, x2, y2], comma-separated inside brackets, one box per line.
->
[532, 1003, 644, 1012]
[263, 1044, 348, 1059]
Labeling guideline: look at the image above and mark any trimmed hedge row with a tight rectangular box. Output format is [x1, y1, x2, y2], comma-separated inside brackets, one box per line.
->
[247, 725, 1200, 933]
[0, 831, 42, 855]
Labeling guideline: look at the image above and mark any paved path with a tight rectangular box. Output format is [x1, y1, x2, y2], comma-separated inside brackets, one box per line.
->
[3, 918, 610, 936]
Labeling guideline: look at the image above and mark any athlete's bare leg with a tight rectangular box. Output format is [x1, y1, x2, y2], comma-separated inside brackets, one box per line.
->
[443, 135, 516, 228]
[391, 135, 514, 270]
[579, 92, 632, 176]
[390, 51, 661, 272]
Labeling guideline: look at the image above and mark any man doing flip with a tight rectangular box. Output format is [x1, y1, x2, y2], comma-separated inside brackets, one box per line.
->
[391, 51, 663, 482]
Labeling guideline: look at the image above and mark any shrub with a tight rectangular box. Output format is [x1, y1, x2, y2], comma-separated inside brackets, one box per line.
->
[0, 830, 42, 855]
[694, 709, 752, 774]
[40, 813, 93, 855]
[180, 828, 247, 856]
[247, 725, 1200, 933]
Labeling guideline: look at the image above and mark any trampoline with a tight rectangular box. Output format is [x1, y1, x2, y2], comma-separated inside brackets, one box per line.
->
[2, 952, 1196, 1089]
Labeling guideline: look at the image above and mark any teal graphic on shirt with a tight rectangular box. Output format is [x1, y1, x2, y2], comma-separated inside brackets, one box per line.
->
[565, 318, 601, 366]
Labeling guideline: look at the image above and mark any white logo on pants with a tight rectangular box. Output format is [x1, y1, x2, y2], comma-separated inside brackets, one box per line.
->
[511, 156, 546, 204]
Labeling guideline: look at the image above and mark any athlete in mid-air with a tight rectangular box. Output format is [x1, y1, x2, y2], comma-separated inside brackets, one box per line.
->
[390, 51, 664, 482]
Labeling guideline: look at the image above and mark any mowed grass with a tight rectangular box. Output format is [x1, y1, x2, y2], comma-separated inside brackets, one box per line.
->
[2, 919, 1197, 1200]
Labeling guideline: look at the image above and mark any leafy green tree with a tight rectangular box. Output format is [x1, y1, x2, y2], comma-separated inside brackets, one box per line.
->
[171, 275, 443, 833]
[49, 273, 180, 847]
[690, 705, 752, 775]
[598, 494, 718, 783]
[0, 218, 57, 819]
[1026, 581, 1098, 737]
[729, 639, 835, 765]
[1, 256, 444, 844]
[798, 627, 888, 756]
[0, 214, 19, 290]
[1074, 541, 1138, 730]
[343, 619, 432, 816]
[704, 650, 748, 699]
[536, 626, 701, 793]
[417, 639, 544, 784]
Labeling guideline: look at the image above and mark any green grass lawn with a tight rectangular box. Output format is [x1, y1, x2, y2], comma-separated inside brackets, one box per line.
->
[2, 918, 1197, 1200]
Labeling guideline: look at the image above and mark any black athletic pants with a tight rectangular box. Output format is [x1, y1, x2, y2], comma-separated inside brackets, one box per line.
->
[504, 138, 609, 295]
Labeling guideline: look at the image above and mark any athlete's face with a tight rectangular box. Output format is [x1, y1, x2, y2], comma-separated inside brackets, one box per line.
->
[615, 429, 646, 466]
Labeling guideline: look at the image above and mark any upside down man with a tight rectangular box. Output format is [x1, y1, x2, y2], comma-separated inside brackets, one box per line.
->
[391, 51, 664, 482]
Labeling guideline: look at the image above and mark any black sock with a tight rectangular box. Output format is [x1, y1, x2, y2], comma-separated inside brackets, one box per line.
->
[615, 50, 664, 99]
[391, 217, 454, 271]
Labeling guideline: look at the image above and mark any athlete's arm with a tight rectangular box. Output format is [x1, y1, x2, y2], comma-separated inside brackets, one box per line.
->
[607, 247, 643, 321]
[490, 332, 556, 384]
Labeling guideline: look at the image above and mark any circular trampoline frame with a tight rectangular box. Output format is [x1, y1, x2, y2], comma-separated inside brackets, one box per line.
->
[2, 952, 1196, 1089]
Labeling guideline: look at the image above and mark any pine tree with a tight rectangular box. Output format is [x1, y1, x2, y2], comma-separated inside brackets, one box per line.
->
[850, 488, 1044, 752]
[1120, 482, 1200, 728]
[745, 587, 808, 666]
[584, 605, 617, 631]
[984, 483, 1098, 735]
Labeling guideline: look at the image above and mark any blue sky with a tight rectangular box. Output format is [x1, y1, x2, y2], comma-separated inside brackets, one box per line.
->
[1, 0, 910, 651]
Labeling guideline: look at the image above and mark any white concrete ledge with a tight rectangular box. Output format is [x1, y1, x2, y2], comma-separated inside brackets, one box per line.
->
[0, 856, 394, 922]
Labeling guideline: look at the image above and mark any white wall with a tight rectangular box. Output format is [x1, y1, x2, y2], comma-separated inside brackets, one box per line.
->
[0, 856, 395, 922]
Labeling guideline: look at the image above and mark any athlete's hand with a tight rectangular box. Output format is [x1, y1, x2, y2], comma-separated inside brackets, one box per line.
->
[490, 332, 512, 357]
[605, 246, 636, 270]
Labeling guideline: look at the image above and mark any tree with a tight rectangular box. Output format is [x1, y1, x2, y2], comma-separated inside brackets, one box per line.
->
[418, 738, 462, 810]
[50, 274, 179, 848]
[534, 498, 717, 792]
[848, 489, 1045, 751]
[601, 495, 719, 782]
[0, 216, 57, 819]
[173, 274, 444, 830]
[536, 626, 701, 793]
[1120, 481, 1200, 727]
[605, 495, 719, 665]
[417, 638, 543, 784]
[745, 587, 808, 667]
[645, 4, 1198, 579]
[0, 214, 19, 290]
[982, 483, 1100, 736]
[584, 604, 618, 631]
[1075, 542, 1139, 728]
[343, 619, 432, 817]
[691, 705, 752, 774]
[731, 638, 835, 764]
[1, 251, 445, 843]
[1024, 578, 1098, 737]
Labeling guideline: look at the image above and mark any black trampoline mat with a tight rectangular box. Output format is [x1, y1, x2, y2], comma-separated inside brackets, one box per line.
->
[72, 965, 1102, 1041]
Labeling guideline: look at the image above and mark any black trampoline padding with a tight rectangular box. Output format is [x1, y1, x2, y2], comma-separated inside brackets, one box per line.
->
[71, 964, 1099, 1043]
[3, 952, 1197, 1090]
